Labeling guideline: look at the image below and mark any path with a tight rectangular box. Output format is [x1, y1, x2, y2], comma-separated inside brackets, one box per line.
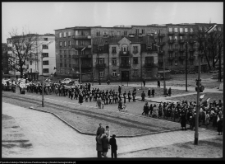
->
[2, 102, 219, 158]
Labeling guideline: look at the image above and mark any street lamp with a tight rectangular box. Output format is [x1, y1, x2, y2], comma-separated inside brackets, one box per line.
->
[185, 42, 188, 92]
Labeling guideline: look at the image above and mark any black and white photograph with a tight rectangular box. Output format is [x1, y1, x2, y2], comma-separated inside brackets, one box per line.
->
[2, 2, 223, 159]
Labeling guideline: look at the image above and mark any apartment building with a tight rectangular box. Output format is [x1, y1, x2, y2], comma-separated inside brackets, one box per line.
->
[55, 23, 223, 81]
[7, 34, 56, 80]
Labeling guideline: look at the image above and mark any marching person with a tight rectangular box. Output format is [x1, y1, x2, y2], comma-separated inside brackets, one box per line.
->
[128, 91, 131, 102]
[141, 91, 145, 101]
[148, 88, 151, 97]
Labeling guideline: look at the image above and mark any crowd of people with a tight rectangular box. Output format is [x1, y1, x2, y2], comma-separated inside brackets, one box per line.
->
[142, 99, 223, 134]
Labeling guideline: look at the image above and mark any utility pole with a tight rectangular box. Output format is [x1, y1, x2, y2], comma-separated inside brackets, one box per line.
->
[185, 42, 188, 91]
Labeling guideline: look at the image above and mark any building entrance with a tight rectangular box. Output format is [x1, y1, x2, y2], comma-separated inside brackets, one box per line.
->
[121, 71, 129, 81]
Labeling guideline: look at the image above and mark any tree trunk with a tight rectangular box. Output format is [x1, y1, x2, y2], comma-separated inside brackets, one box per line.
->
[204, 49, 211, 71]
[20, 65, 23, 78]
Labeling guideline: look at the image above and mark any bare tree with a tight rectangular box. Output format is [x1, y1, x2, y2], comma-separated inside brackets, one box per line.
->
[8, 29, 39, 78]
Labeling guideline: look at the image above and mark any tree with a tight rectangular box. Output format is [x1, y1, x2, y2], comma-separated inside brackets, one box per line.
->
[195, 29, 223, 71]
[8, 29, 39, 78]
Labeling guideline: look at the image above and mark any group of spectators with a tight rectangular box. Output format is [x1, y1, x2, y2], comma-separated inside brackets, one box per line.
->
[96, 123, 117, 158]
[142, 99, 223, 134]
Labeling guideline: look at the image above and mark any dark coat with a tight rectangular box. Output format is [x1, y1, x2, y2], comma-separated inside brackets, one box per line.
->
[148, 90, 151, 96]
[180, 113, 186, 127]
[79, 94, 83, 104]
[96, 127, 105, 136]
[217, 118, 223, 132]
[96, 136, 103, 151]
[109, 137, 117, 151]
[102, 136, 109, 151]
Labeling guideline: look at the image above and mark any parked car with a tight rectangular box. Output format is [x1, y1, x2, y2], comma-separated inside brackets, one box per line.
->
[64, 81, 76, 89]
[61, 78, 72, 84]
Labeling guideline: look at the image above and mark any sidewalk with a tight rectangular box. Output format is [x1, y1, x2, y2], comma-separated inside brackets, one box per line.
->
[2, 102, 220, 158]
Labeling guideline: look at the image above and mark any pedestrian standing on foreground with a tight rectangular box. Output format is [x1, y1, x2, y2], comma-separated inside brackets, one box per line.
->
[109, 134, 117, 159]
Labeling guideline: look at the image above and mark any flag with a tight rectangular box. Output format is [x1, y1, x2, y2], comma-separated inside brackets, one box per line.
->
[205, 24, 217, 34]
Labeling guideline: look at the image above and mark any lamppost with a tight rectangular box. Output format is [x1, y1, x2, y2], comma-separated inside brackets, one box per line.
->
[194, 24, 217, 145]
[185, 42, 188, 91]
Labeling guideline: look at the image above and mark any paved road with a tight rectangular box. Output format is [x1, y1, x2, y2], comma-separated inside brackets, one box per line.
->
[2, 102, 219, 158]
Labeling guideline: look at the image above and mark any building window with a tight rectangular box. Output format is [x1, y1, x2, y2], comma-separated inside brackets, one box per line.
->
[142, 29, 145, 34]
[117, 31, 120, 36]
[169, 28, 173, 32]
[133, 57, 138, 64]
[69, 54, 71, 58]
[59, 33, 62, 38]
[44, 38, 48, 41]
[133, 70, 138, 77]
[180, 28, 183, 33]
[112, 70, 117, 77]
[96, 31, 100, 36]
[174, 36, 178, 41]
[60, 41, 62, 47]
[180, 60, 183, 65]
[60, 54, 62, 59]
[64, 62, 67, 67]
[170, 61, 173, 66]
[174, 28, 178, 32]
[68, 31, 71, 37]
[145, 57, 154, 64]
[42, 45, 48, 49]
[100, 71, 104, 77]
[174, 60, 178, 66]
[180, 36, 183, 40]
[64, 32, 67, 37]
[42, 53, 49, 57]
[112, 58, 117, 66]
[97, 58, 105, 64]
[64, 50, 67, 55]
[124, 31, 127, 36]
[43, 60, 49, 65]
[64, 41, 66, 47]
[122, 45, 128, 52]
[133, 46, 138, 53]
[43, 68, 49, 73]
[112, 47, 117, 53]
[30, 61, 32, 65]
[185, 28, 188, 32]
[190, 28, 193, 33]
[169, 36, 173, 40]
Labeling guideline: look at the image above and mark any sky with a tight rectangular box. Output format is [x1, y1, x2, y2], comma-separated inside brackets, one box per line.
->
[2, 2, 223, 43]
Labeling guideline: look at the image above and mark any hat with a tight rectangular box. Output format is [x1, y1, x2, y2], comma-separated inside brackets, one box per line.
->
[112, 134, 116, 138]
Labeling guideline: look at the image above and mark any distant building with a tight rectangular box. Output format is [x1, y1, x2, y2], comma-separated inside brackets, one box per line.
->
[7, 34, 56, 80]
[2, 43, 9, 74]
[55, 23, 223, 81]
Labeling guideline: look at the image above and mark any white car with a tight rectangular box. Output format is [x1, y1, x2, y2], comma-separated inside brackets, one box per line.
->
[61, 78, 72, 84]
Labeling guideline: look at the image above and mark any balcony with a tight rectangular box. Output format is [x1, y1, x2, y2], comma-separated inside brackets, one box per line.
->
[119, 51, 130, 56]
[72, 35, 91, 39]
[112, 50, 117, 54]
[179, 48, 185, 52]
[168, 48, 174, 52]
[179, 39, 185, 44]
[159, 33, 166, 38]
[168, 39, 175, 44]
[96, 63, 106, 69]
[144, 63, 158, 68]
[189, 55, 195, 60]
[189, 48, 195, 52]
[168, 31, 174, 35]
[120, 64, 131, 69]
[179, 32, 185, 36]
[189, 39, 195, 44]
[179, 55, 185, 60]
[168, 56, 175, 61]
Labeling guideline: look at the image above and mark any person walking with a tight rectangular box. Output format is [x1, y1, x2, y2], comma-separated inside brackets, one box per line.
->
[118, 85, 121, 94]
[143, 78, 146, 87]
[109, 134, 117, 159]
[157, 80, 160, 88]
[128, 91, 131, 102]
[168, 87, 172, 96]
[180, 111, 187, 130]
[217, 115, 223, 135]
[148, 88, 151, 97]
[141, 91, 145, 101]
[152, 88, 155, 97]
[79, 93, 83, 105]
[142, 102, 149, 116]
